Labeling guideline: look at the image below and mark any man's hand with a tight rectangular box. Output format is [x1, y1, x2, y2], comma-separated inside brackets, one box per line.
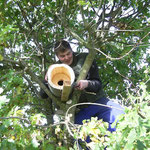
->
[45, 72, 48, 81]
[75, 80, 88, 90]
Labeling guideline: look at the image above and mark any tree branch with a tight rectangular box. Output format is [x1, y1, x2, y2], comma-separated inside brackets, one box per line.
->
[19, 60, 66, 110]
[1, 56, 66, 110]
[95, 32, 150, 60]
[23, 74, 40, 97]
[0, 116, 30, 124]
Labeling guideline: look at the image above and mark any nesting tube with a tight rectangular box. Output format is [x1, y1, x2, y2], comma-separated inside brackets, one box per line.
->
[47, 64, 75, 101]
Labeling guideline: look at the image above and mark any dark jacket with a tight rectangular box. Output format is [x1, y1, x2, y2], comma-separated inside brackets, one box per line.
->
[40, 52, 105, 103]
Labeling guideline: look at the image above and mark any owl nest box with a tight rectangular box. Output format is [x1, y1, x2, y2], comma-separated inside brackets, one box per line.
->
[47, 64, 75, 101]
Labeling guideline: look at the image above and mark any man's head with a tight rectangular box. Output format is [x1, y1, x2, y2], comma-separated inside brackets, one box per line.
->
[54, 40, 73, 65]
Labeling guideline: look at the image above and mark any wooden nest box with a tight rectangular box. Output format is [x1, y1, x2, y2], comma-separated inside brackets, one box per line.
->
[47, 64, 75, 101]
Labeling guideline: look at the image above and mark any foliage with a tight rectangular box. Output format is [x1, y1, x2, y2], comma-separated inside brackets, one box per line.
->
[72, 82, 150, 150]
[0, 82, 150, 149]
[0, 0, 150, 149]
[106, 102, 150, 150]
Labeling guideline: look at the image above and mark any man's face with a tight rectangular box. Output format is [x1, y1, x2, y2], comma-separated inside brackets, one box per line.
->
[57, 49, 73, 65]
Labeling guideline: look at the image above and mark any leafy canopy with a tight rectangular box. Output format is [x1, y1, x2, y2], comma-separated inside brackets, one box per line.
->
[0, 0, 150, 149]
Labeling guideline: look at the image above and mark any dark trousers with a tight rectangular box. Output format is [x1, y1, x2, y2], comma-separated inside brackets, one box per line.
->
[75, 97, 124, 133]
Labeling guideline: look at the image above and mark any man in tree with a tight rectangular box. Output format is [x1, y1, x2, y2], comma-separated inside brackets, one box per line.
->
[40, 39, 124, 134]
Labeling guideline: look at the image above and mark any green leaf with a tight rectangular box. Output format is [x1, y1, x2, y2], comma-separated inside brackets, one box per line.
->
[109, 0, 114, 5]
[124, 142, 134, 150]
[0, 140, 17, 150]
[136, 140, 147, 150]
[127, 128, 137, 143]
[16, 86, 22, 95]
[78, 0, 87, 5]
[56, 147, 68, 150]
[42, 144, 55, 150]
[0, 54, 3, 61]
[25, 144, 39, 150]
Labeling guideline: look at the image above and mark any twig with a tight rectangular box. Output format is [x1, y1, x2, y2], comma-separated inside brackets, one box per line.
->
[65, 102, 124, 137]
[95, 32, 150, 60]
[115, 70, 136, 87]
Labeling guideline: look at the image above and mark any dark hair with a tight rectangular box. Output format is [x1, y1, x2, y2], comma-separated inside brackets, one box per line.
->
[54, 40, 72, 54]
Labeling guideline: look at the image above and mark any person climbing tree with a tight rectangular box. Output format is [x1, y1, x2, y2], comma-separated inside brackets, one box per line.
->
[40, 39, 124, 140]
